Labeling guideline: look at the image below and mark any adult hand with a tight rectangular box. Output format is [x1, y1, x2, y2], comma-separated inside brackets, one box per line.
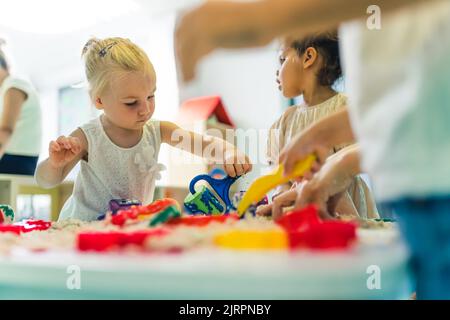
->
[279, 108, 354, 176]
[175, 1, 273, 81]
[278, 127, 329, 179]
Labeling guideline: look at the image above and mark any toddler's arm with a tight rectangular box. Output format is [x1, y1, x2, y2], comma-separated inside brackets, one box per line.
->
[160, 121, 252, 177]
[35, 128, 88, 189]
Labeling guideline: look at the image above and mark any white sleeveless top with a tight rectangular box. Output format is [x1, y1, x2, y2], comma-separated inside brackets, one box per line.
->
[58, 117, 165, 221]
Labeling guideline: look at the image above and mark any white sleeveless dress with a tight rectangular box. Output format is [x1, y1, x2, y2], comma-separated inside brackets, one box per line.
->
[58, 117, 165, 221]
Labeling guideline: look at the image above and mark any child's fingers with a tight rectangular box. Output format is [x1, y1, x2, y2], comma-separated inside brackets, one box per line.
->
[55, 136, 81, 154]
[56, 136, 71, 149]
[272, 190, 296, 220]
[49, 141, 61, 153]
[242, 162, 252, 173]
[272, 199, 290, 220]
[235, 154, 252, 174]
[294, 183, 329, 218]
[224, 164, 236, 177]
[68, 137, 81, 153]
[67, 137, 78, 152]
[272, 200, 285, 221]
[256, 204, 272, 216]
[234, 164, 244, 176]
[294, 182, 314, 210]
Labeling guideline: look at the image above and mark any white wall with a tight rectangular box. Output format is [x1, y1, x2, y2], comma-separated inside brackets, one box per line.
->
[180, 46, 283, 130]
[38, 89, 59, 160]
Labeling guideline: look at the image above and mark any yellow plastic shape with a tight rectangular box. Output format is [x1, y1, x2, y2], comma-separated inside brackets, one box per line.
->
[214, 229, 288, 250]
[237, 155, 316, 216]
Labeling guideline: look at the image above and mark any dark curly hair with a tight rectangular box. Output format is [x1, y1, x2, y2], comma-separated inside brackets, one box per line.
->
[0, 41, 8, 71]
[289, 31, 342, 87]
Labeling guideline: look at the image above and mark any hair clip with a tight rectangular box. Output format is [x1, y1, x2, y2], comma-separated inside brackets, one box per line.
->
[99, 42, 118, 57]
[82, 38, 97, 56]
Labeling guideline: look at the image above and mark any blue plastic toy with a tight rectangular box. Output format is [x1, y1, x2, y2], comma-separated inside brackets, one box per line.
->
[208, 167, 227, 179]
[188, 174, 241, 213]
[184, 185, 224, 215]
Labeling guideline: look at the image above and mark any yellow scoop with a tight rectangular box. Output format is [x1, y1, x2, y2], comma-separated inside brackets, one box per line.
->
[237, 155, 316, 216]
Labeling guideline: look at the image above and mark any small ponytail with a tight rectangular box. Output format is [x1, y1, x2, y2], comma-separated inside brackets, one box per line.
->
[81, 37, 101, 57]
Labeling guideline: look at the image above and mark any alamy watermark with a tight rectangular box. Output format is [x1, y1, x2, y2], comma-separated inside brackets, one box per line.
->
[367, 5, 382, 30]
[366, 265, 381, 290]
[66, 265, 81, 290]
[167, 122, 280, 166]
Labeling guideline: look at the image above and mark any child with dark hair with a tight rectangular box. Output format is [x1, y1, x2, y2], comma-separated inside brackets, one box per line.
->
[260, 31, 378, 219]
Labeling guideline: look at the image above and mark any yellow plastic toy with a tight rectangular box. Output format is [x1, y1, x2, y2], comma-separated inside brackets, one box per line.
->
[237, 155, 316, 216]
[214, 229, 288, 250]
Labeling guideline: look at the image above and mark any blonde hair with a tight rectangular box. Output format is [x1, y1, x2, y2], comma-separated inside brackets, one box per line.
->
[81, 37, 155, 99]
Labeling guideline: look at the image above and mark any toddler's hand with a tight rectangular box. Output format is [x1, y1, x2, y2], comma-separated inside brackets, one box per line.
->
[49, 136, 82, 169]
[256, 203, 273, 216]
[223, 149, 252, 177]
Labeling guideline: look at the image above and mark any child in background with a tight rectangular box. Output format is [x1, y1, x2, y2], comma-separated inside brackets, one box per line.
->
[259, 31, 378, 219]
[0, 39, 42, 175]
[35, 37, 251, 221]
